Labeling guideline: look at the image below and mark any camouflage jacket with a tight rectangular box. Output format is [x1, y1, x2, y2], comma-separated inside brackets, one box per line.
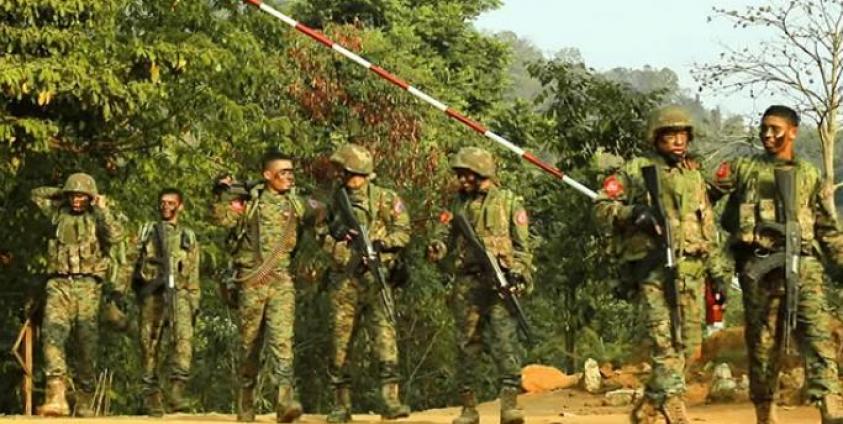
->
[710, 154, 843, 262]
[436, 184, 533, 280]
[211, 184, 324, 272]
[31, 186, 126, 278]
[135, 221, 200, 292]
[595, 154, 718, 263]
[324, 182, 410, 271]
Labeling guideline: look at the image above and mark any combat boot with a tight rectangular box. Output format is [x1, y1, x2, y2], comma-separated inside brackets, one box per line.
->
[753, 401, 778, 424]
[276, 385, 303, 423]
[381, 382, 410, 419]
[326, 385, 352, 423]
[75, 390, 95, 417]
[820, 394, 843, 424]
[237, 386, 255, 422]
[452, 390, 479, 424]
[660, 396, 690, 424]
[629, 396, 658, 424]
[169, 380, 190, 413]
[144, 390, 165, 417]
[499, 385, 524, 424]
[38, 377, 70, 417]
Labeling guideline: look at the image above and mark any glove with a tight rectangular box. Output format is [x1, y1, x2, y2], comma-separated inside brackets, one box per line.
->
[329, 220, 352, 241]
[507, 272, 531, 296]
[372, 239, 387, 253]
[631, 204, 660, 235]
[426, 240, 447, 262]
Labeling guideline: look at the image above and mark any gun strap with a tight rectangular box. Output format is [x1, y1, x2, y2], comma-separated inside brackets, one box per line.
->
[742, 252, 786, 283]
[235, 204, 298, 286]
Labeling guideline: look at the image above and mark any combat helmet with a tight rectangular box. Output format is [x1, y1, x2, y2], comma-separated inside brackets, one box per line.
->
[450, 147, 496, 178]
[647, 105, 694, 143]
[62, 173, 98, 197]
[330, 144, 373, 175]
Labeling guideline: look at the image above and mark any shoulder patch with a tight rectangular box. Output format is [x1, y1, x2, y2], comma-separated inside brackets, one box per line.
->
[602, 175, 624, 199]
[715, 162, 731, 180]
[230, 198, 246, 214]
[514, 209, 529, 226]
[439, 210, 453, 224]
[392, 197, 405, 214]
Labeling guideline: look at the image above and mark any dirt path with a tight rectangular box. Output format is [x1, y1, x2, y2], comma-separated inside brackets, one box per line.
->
[1, 390, 819, 423]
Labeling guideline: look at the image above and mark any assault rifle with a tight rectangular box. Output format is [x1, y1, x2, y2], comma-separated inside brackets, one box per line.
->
[775, 168, 800, 354]
[138, 223, 177, 330]
[453, 212, 534, 344]
[335, 188, 397, 325]
[641, 165, 682, 350]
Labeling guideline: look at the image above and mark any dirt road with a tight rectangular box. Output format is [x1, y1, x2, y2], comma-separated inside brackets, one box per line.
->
[1, 389, 819, 423]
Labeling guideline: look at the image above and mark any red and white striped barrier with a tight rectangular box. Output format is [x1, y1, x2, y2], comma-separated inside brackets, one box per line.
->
[243, 0, 598, 200]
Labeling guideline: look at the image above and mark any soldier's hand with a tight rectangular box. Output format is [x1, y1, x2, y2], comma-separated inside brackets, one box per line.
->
[329, 221, 354, 241]
[93, 195, 108, 209]
[508, 272, 530, 296]
[372, 239, 387, 253]
[631, 205, 660, 235]
[426, 241, 446, 262]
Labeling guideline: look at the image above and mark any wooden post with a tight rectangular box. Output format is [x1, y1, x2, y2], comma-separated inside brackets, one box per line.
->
[12, 318, 33, 416]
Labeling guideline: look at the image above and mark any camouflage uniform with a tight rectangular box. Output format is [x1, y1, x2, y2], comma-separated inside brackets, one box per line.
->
[211, 183, 323, 422]
[432, 147, 532, 424]
[711, 153, 843, 422]
[31, 173, 125, 417]
[134, 221, 201, 413]
[594, 107, 723, 423]
[324, 144, 411, 422]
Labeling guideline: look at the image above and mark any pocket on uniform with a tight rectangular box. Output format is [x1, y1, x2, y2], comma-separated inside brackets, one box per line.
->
[738, 202, 757, 243]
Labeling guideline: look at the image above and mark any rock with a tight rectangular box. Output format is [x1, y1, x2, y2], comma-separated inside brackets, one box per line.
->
[779, 367, 806, 406]
[521, 364, 580, 393]
[583, 358, 602, 394]
[707, 363, 738, 403]
[603, 389, 640, 407]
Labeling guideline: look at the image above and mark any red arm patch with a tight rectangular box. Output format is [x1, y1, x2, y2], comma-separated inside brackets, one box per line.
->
[514, 209, 529, 226]
[229, 199, 246, 214]
[715, 162, 731, 180]
[602, 175, 624, 199]
[439, 210, 453, 224]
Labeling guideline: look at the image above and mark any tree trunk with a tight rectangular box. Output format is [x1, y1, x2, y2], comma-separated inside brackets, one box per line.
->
[819, 110, 839, 218]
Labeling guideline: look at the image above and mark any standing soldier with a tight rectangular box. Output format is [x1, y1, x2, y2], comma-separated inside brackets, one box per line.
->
[710, 105, 843, 424]
[133, 188, 200, 416]
[324, 143, 411, 423]
[211, 151, 323, 423]
[594, 106, 727, 424]
[427, 147, 532, 424]
[31, 173, 125, 417]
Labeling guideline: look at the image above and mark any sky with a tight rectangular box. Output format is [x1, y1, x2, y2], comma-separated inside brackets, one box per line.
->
[474, 0, 775, 117]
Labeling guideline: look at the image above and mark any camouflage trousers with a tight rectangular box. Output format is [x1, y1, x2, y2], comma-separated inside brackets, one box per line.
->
[738, 255, 840, 402]
[637, 257, 705, 404]
[328, 270, 400, 386]
[41, 276, 102, 392]
[237, 272, 296, 389]
[450, 273, 522, 390]
[138, 288, 200, 393]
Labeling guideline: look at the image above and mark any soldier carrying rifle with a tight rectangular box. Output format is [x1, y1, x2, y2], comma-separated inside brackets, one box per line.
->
[711, 105, 843, 424]
[594, 106, 729, 424]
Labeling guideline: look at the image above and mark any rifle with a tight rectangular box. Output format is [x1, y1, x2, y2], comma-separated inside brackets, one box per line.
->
[774, 167, 800, 354]
[138, 223, 177, 331]
[335, 188, 397, 325]
[641, 165, 682, 350]
[452, 212, 534, 344]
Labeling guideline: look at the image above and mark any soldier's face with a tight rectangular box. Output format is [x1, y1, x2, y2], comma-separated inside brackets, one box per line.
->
[343, 172, 367, 190]
[455, 169, 480, 193]
[759, 115, 796, 156]
[264, 159, 295, 193]
[159, 194, 183, 221]
[68, 193, 91, 214]
[655, 128, 689, 160]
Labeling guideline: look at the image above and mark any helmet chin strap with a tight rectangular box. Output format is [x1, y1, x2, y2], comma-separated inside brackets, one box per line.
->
[659, 150, 685, 166]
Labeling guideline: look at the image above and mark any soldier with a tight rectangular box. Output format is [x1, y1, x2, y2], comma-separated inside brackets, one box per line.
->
[211, 151, 323, 423]
[427, 147, 532, 424]
[323, 143, 411, 423]
[594, 106, 727, 424]
[710, 105, 843, 424]
[31, 173, 125, 417]
[133, 188, 201, 416]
